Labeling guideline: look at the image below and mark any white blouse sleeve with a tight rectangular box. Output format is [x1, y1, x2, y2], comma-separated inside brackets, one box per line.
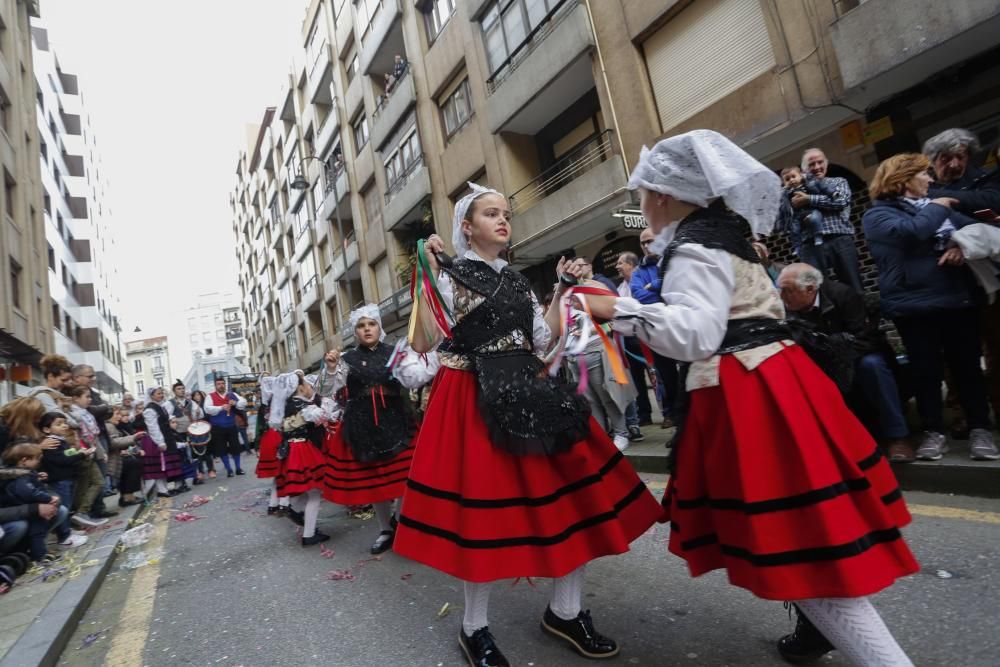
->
[143, 407, 165, 446]
[530, 291, 552, 353]
[325, 362, 349, 393]
[610, 244, 733, 362]
[436, 271, 455, 312]
[392, 349, 441, 389]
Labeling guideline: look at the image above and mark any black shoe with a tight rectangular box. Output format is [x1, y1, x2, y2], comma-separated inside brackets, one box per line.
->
[267, 506, 280, 515]
[192, 478, 205, 485]
[459, 627, 509, 667]
[235, 469, 245, 475]
[541, 607, 619, 659]
[176, 485, 192, 494]
[627, 425, 645, 442]
[92, 509, 119, 518]
[227, 471, 235, 478]
[301, 531, 331, 547]
[370, 529, 395, 555]
[777, 605, 834, 664]
[156, 492, 173, 498]
[119, 499, 142, 507]
[287, 508, 305, 526]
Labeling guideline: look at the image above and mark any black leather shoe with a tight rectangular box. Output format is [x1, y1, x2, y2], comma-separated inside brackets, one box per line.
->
[541, 607, 619, 659]
[627, 425, 645, 442]
[287, 508, 305, 526]
[459, 627, 509, 667]
[176, 485, 192, 494]
[156, 492, 173, 498]
[93, 509, 119, 518]
[301, 531, 331, 547]
[370, 529, 395, 555]
[267, 506, 281, 515]
[227, 471, 235, 478]
[192, 478, 205, 485]
[235, 469, 245, 475]
[777, 605, 834, 664]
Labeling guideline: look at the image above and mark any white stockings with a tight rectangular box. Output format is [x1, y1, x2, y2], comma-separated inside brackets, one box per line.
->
[142, 479, 168, 495]
[462, 565, 586, 636]
[290, 489, 322, 538]
[373, 500, 396, 532]
[797, 597, 913, 667]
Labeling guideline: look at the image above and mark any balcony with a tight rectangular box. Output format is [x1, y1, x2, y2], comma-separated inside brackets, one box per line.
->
[307, 41, 334, 105]
[382, 159, 430, 232]
[345, 73, 363, 118]
[329, 233, 360, 282]
[293, 225, 313, 261]
[300, 274, 321, 311]
[354, 142, 375, 190]
[315, 104, 341, 158]
[508, 131, 629, 260]
[371, 69, 415, 150]
[359, 0, 403, 77]
[265, 329, 277, 350]
[316, 166, 350, 224]
[275, 264, 289, 288]
[338, 321, 355, 346]
[485, 1, 595, 134]
[378, 286, 412, 327]
[830, 0, 1000, 106]
[280, 306, 295, 334]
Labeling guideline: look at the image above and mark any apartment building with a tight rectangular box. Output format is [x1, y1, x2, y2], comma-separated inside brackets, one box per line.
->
[124, 335, 171, 399]
[31, 18, 124, 395]
[0, 0, 47, 403]
[231, 0, 1000, 373]
[179, 291, 251, 392]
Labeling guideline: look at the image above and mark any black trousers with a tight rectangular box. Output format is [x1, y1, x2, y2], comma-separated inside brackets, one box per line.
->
[624, 337, 652, 423]
[210, 426, 242, 457]
[894, 308, 990, 433]
[119, 457, 143, 494]
[652, 352, 679, 420]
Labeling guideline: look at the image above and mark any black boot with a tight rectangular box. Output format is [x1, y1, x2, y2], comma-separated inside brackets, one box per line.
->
[301, 531, 330, 547]
[777, 605, 834, 664]
[370, 529, 395, 555]
[458, 627, 509, 667]
[235, 469, 245, 476]
[286, 508, 305, 526]
[226, 471, 234, 478]
[541, 607, 619, 659]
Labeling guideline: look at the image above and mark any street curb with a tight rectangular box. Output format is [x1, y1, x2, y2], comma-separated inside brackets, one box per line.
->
[626, 452, 1000, 498]
[0, 502, 146, 667]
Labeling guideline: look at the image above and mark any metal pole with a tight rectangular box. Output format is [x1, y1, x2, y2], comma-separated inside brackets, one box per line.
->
[115, 319, 125, 399]
[331, 165, 353, 316]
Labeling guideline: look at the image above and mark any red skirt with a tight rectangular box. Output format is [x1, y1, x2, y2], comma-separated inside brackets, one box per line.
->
[275, 439, 326, 497]
[255, 429, 281, 479]
[666, 346, 919, 601]
[322, 425, 414, 505]
[394, 368, 664, 583]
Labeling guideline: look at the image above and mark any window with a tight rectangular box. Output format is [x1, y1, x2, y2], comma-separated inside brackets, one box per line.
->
[345, 49, 360, 83]
[153, 355, 163, 370]
[0, 88, 9, 135]
[440, 78, 472, 139]
[384, 127, 422, 194]
[134, 359, 143, 373]
[301, 250, 317, 288]
[352, 114, 369, 151]
[355, 0, 382, 43]
[4, 172, 14, 219]
[188, 317, 197, 330]
[278, 281, 293, 315]
[423, 0, 456, 41]
[190, 334, 199, 343]
[292, 204, 309, 237]
[481, 0, 564, 76]
[136, 380, 145, 396]
[286, 328, 300, 360]
[47, 243, 55, 270]
[363, 185, 382, 231]
[214, 313, 222, 324]
[9, 258, 21, 309]
[203, 332, 212, 342]
[52, 304, 61, 331]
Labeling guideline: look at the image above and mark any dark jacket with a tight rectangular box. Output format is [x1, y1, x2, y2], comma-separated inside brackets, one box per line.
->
[787, 280, 879, 359]
[928, 166, 1000, 216]
[40, 437, 85, 482]
[630, 256, 662, 304]
[0, 468, 54, 507]
[87, 388, 112, 448]
[862, 198, 980, 318]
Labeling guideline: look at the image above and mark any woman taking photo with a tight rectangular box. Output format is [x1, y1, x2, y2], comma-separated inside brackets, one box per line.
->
[863, 153, 997, 462]
[105, 407, 143, 507]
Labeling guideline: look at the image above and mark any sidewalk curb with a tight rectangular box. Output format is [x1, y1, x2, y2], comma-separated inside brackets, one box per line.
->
[0, 503, 146, 667]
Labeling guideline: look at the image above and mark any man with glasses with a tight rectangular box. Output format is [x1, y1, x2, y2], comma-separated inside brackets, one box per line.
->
[630, 227, 680, 429]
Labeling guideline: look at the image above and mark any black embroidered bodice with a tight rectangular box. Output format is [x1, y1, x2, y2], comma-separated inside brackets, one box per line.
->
[147, 402, 178, 452]
[438, 258, 591, 456]
[340, 342, 415, 462]
[659, 200, 760, 280]
[281, 394, 325, 449]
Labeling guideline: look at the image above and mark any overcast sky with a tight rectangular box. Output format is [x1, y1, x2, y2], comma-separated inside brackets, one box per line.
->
[39, 0, 307, 377]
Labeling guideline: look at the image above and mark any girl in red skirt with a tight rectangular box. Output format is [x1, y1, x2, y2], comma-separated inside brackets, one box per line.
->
[255, 377, 288, 516]
[271, 372, 337, 546]
[321, 305, 424, 555]
[399, 184, 664, 666]
[582, 130, 918, 666]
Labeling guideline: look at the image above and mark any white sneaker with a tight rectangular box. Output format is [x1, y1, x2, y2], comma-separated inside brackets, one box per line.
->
[58, 534, 88, 548]
[613, 435, 631, 452]
[71, 513, 108, 528]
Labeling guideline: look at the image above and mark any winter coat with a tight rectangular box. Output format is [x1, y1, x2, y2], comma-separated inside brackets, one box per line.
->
[40, 437, 85, 482]
[105, 422, 139, 481]
[0, 467, 54, 507]
[629, 257, 662, 304]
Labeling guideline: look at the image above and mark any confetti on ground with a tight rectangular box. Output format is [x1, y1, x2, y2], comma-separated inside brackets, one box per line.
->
[936, 570, 953, 579]
[400, 573, 413, 581]
[181, 495, 212, 509]
[78, 627, 112, 649]
[319, 544, 335, 559]
[173, 512, 203, 522]
[437, 603, 451, 618]
[326, 569, 355, 581]
[83, 519, 125, 534]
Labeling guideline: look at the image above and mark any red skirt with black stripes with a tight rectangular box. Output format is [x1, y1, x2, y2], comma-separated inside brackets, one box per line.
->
[255, 429, 281, 479]
[322, 424, 414, 506]
[665, 346, 919, 601]
[393, 367, 664, 583]
[275, 438, 327, 497]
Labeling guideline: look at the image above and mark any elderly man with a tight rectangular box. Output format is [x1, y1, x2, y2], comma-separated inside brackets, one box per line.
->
[778, 263, 915, 462]
[925, 128, 1000, 215]
[615, 251, 651, 434]
[790, 149, 863, 293]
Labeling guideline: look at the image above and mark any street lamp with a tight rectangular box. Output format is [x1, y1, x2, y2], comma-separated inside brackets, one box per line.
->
[113, 317, 125, 396]
[291, 154, 354, 327]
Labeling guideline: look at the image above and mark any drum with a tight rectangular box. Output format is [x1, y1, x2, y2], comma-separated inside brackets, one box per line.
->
[188, 420, 212, 446]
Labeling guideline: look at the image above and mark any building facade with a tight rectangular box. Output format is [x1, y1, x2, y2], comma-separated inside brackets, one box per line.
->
[31, 18, 124, 395]
[231, 0, 1000, 373]
[179, 291, 251, 392]
[0, 0, 47, 403]
[124, 336, 171, 399]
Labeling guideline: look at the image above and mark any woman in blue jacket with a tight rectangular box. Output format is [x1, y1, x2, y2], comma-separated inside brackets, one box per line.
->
[863, 152, 996, 461]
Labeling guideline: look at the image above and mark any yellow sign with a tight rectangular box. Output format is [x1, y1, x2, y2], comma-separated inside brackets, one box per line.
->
[863, 117, 894, 145]
[839, 120, 864, 152]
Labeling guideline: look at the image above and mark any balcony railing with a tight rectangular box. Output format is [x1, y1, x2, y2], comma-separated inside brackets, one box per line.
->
[330, 229, 357, 264]
[302, 275, 319, 293]
[372, 66, 410, 119]
[324, 163, 346, 196]
[384, 155, 424, 204]
[485, 0, 575, 95]
[509, 129, 614, 213]
[378, 286, 412, 317]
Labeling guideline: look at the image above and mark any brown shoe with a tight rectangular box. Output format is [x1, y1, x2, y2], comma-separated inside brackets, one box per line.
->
[887, 439, 916, 464]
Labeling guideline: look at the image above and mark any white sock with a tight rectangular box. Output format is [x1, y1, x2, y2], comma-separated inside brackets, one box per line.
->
[156, 479, 168, 494]
[463, 581, 492, 636]
[268, 486, 279, 509]
[302, 489, 322, 539]
[797, 597, 913, 667]
[550, 565, 584, 620]
[373, 500, 394, 532]
[278, 495, 289, 507]
[142, 479, 154, 495]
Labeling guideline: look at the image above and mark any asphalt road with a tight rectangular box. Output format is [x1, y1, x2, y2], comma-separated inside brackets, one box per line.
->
[58, 468, 1000, 667]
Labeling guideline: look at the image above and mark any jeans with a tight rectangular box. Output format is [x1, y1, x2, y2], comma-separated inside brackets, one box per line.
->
[855, 353, 908, 439]
[894, 308, 990, 433]
[50, 479, 75, 510]
[800, 234, 864, 293]
[624, 337, 652, 423]
[26, 505, 70, 559]
[0, 521, 28, 555]
[624, 400, 639, 429]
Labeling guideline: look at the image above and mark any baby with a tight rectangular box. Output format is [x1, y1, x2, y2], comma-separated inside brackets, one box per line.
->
[780, 166, 835, 257]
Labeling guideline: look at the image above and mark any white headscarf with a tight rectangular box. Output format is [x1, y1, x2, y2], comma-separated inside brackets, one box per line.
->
[628, 129, 782, 237]
[146, 386, 163, 404]
[452, 182, 505, 255]
[259, 376, 275, 405]
[266, 372, 301, 428]
[349, 304, 386, 342]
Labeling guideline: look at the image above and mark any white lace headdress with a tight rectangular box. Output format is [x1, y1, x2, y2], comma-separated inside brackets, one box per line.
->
[349, 303, 386, 342]
[452, 182, 505, 255]
[628, 129, 782, 236]
[266, 372, 301, 428]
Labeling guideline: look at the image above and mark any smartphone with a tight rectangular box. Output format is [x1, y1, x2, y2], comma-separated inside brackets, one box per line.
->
[974, 209, 999, 222]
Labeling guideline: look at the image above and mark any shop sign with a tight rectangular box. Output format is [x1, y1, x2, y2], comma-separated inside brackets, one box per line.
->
[621, 214, 648, 230]
[863, 116, 894, 145]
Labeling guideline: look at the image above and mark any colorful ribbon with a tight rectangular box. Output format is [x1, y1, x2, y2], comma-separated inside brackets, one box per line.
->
[407, 239, 454, 345]
[544, 284, 630, 390]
